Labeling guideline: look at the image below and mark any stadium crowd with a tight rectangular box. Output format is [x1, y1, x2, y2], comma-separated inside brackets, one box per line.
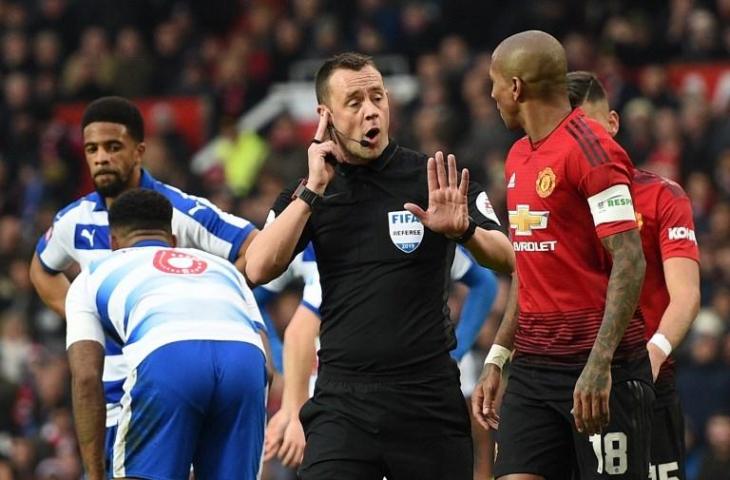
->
[0, 0, 730, 478]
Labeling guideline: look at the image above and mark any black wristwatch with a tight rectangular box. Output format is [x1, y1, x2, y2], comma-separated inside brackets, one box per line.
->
[452, 218, 477, 244]
[292, 180, 322, 209]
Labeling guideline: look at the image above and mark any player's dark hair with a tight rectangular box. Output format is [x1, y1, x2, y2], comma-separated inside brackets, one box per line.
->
[108, 188, 172, 234]
[567, 71, 608, 109]
[315, 52, 375, 104]
[81, 96, 145, 142]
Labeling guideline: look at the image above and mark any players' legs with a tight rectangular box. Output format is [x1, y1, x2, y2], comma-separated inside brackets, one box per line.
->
[112, 341, 215, 480]
[493, 388, 574, 480]
[649, 391, 685, 480]
[571, 380, 654, 480]
[192, 341, 267, 480]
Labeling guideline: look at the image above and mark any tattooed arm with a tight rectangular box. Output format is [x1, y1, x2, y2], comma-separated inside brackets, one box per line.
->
[573, 229, 646, 435]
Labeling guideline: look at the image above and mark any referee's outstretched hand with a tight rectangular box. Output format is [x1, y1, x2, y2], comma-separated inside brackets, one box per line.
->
[404, 151, 470, 238]
[472, 363, 501, 431]
[306, 108, 341, 195]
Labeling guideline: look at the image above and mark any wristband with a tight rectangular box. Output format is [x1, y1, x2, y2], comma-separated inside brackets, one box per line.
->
[484, 344, 512, 369]
[649, 333, 672, 357]
[452, 218, 477, 244]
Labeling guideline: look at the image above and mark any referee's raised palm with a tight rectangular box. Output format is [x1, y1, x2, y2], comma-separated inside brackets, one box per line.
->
[404, 151, 470, 238]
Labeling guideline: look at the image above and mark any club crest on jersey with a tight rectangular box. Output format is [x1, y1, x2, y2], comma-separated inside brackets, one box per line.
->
[153, 250, 208, 274]
[536, 167, 556, 198]
[388, 210, 424, 253]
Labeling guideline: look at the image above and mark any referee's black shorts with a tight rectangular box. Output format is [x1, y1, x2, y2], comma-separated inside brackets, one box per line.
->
[298, 355, 473, 480]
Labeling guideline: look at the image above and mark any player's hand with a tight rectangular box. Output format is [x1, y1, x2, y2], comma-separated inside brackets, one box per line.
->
[306, 109, 341, 195]
[277, 416, 306, 468]
[404, 152, 470, 238]
[573, 361, 612, 435]
[472, 363, 502, 431]
[264, 408, 289, 461]
[646, 342, 667, 382]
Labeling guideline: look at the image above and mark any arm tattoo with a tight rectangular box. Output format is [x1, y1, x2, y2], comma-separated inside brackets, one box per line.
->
[590, 229, 646, 366]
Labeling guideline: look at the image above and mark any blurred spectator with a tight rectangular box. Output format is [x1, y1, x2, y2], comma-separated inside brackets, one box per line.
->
[645, 108, 683, 181]
[32, 31, 62, 75]
[696, 412, 730, 479]
[151, 21, 185, 94]
[677, 310, 730, 442]
[110, 26, 153, 98]
[398, 2, 440, 66]
[271, 18, 304, 82]
[60, 26, 114, 100]
[191, 116, 268, 196]
[262, 113, 307, 185]
[2, 30, 32, 74]
[683, 9, 723, 60]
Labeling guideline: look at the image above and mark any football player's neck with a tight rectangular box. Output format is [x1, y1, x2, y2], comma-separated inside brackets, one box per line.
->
[111, 230, 175, 250]
[521, 98, 572, 144]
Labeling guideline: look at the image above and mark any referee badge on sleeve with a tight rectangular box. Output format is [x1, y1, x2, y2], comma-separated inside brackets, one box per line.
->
[387, 211, 424, 253]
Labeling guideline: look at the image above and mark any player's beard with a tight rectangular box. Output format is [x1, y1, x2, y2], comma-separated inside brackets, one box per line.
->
[94, 170, 128, 198]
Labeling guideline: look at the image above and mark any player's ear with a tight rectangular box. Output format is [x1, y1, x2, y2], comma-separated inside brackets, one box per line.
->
[134, 141, 146, 166]
[110, 232, 120, 251]
[512, 77, 523, 102]
[170, 233, 177, 248]
[608, 110, 620, 137]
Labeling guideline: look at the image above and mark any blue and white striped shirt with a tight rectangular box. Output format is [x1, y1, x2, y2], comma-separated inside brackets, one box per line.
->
[38, 171, 255, 425]
[65, 243, 265, 403]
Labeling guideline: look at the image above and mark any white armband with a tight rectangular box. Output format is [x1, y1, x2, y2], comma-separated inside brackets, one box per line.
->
[587, 184, 635, 226]
[649, 333, 672, 357]
[484, 344, 512, 369]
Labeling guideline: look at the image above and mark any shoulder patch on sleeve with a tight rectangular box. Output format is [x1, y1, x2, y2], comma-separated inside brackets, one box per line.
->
[476, 191, 500, 225]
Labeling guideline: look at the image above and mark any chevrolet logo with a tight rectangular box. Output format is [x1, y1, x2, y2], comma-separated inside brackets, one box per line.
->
[509, 205, 549, 236]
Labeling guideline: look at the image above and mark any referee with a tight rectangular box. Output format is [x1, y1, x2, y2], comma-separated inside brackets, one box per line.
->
[245, 52, 514, 480]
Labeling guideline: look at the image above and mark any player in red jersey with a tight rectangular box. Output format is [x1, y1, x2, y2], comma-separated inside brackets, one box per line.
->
[473, 31, 654, 479]
[567, 70, 701, 480]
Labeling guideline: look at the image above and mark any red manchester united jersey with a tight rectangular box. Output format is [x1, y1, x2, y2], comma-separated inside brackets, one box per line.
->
[633, 169, 699, 380]
[633, 169, 699, 336]
[506, 108, 645, 362]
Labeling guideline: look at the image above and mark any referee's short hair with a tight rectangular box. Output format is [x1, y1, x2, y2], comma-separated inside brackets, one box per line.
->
[81, 96, 145, 142]
[108, 188, 173, 234]
[315, 52, 375, 104]
[567, 71, 608, 109]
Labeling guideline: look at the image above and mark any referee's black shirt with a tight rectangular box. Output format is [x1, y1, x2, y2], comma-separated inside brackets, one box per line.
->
[272, 142, 502, 375]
